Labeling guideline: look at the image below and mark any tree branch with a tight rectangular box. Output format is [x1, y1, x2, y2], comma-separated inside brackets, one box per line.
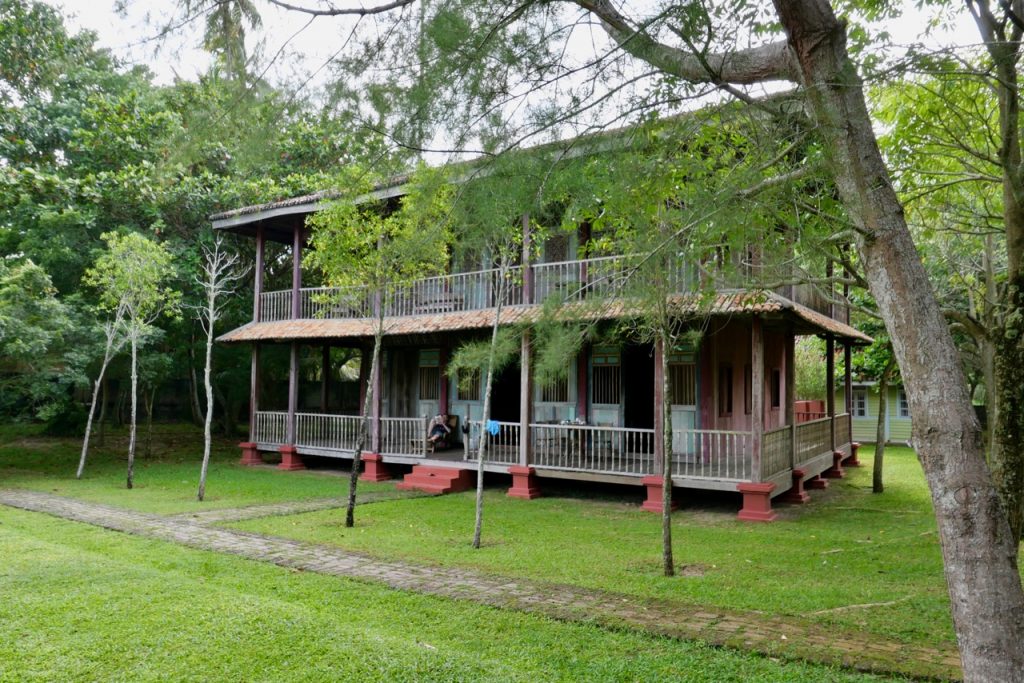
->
[264, 0, 416, 17]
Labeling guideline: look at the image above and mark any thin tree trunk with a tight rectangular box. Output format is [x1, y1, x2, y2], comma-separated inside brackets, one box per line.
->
[198, 297, 216, 501]
[773, 2, 1024, 676]
[126, 335, 138, 489]
[97, 374, 108, 447]
[660, 333, 674, 577]
[346, 320, 384, 528]
[873, 356, 895, 494]
[473, 262, 507, 550]
[77, 357, 113, 479]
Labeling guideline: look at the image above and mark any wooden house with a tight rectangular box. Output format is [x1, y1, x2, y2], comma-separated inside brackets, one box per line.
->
[214, 166, 870, 522]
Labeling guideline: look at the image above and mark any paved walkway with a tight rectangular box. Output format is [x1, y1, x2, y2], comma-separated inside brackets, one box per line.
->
[0, 489, 961, 681]
[169, 490, 425, 524]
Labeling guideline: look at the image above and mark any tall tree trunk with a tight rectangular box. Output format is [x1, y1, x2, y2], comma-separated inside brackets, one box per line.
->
[472, 271, 505, 550]
[97, 374, 108, 447]
[77, 357, 113, 479]
[873, 355, 895, 494]
[774, 1, 1024, 677]
[126, 335, 138, 489]
[660, 333, 674, 577]
[345, 321, 383, 528]
[198, 309, 216, 502]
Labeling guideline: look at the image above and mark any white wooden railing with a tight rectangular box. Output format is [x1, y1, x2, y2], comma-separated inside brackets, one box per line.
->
[252, 410, 288, 445]
[380, 416, 427, 457]
[295, 413, 364, 452]
[387, 266, 524, 317]
[532, 423, 655, 475]
[260, 291, 293, 322]
[532, 254, 695, 304]
[464, 420, 520, 464]
[300, 287, 373, 320]
[670, 429, 753, 481]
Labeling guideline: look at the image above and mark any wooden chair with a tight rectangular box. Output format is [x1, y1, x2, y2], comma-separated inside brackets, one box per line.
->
[426, 414, 460, 453]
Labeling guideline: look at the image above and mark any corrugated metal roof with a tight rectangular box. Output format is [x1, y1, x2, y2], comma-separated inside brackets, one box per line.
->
[217, 290, 872, 344]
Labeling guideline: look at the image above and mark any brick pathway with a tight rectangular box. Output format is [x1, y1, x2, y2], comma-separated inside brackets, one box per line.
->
[169, 490, 425, 524]
[0, 489, 961, 681]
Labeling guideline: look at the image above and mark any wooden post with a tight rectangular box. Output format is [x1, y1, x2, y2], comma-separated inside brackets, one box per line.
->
[371, 346, 382, 454]
[576, 344, 589, 423]
[287, 342, 299, 444]
[291, 225, 302, 320]
[653, 339, 666, 474]
[249, 342, 261, 441]
[320, 344, 330, 413]
[254, 225, 265, 322]
[785, 327, 796, 468]
[519, 331, 533, 466]
[439, 346, 450, 414]
[826, 334, 836, 451]
[751, 316, 764, 482]
[843, 342, 853, 415]
[521, 213, 533, 304]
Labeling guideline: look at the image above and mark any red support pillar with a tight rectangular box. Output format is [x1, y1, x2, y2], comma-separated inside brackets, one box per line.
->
[751, 316, 764, 481]
[823, 450, 846, 478]
[519, 332, 533, 467]
[576, 345, 589, 423]
[780, 467, 811, 504]
[507, 465, 541, 499]
[359, 453, 391, 482]
[238, 441, 262, 466]
[806, 474, 829, 489]
[291, 225, 302, 319]
[438, 346, 449, 414]
[253, 225, 264, 322]
[653, 339, 666, 475]
[278, 445, 305, 471]
[641, 475, 678, 513]
[845, 441, 863, 467]
[737, 482, 777, 522]
[286, 342, 299, 444]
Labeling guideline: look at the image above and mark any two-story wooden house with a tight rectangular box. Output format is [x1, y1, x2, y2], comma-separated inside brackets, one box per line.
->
[214, 159, 869, 522]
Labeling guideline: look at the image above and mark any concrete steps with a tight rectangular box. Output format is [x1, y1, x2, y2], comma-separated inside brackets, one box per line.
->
[396, 465, 474, 494]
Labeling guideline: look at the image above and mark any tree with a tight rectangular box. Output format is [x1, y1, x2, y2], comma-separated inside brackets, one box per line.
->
[305, 168, 450, 528]
[76, 298, 128, 479]
[84, 231, 178, 489]
[195, 234, 248, 501]
[185, 0, 1024, 674]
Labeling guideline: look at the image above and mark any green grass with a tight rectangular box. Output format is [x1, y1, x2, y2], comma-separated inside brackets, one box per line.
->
[0, 505, 896, 682]
[231, 446, 1003, 652]
[0, 423, 392, 515]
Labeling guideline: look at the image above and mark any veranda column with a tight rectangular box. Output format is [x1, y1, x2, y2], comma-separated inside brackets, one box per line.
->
[320, 344, 330, 413]
[280, 341, 305, 470]
[438, 346, 449, 414]
[509, 330, 540, 499]
[575, 345, 589, 423]
[781, 328, 809, 503]
[642, 339, 674, 512]
[239, 342, 262, 466]
[738, 315, 775, 521]
[253, 225, 265, 322]
[291, 225, 302, 319]
[823, 334, 844, 478]
[370, 344, 382, 455]
[521, 213, 533, 303]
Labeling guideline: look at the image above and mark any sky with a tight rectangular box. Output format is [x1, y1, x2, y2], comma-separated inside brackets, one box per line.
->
[47, 0, 980, 89]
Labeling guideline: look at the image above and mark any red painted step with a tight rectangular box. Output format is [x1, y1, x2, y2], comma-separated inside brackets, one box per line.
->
[396, 465, 474, 494]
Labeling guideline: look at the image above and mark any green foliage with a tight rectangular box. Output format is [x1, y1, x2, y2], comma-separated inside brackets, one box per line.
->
[795, 337, 827, 400]
[447, 328, 520, 391]
[84, 231, 179, 329]
[305, 167, 454, 298]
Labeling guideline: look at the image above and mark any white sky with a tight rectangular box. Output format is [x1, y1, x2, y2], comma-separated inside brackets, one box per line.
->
[46, 0, 979, 88]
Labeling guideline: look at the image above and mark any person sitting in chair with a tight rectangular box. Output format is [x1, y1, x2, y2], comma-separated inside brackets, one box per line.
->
[427, 413, 451, 446]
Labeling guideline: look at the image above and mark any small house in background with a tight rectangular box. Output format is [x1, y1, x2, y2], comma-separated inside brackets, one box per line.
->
[831, 382, 912, 445]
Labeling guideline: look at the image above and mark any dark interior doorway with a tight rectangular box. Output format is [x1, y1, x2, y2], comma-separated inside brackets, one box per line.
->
[622, 344, 654, 430]
[490, 361, 521, 422]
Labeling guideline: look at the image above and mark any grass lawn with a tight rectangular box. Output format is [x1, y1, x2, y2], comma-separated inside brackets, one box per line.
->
[0, 505, 897, 682]
[0, 423, 393, 515]
[231, 446, 1007, 653]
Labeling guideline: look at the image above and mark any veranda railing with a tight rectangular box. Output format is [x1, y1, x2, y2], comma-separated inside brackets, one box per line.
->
[380, 416, 428, 457]
[295, 413, 364, 452]
[670, 428, 754, 481]
[252, 410, 288, 445]
[464, 420, 520, 465]
[531, 423, 655, 475]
